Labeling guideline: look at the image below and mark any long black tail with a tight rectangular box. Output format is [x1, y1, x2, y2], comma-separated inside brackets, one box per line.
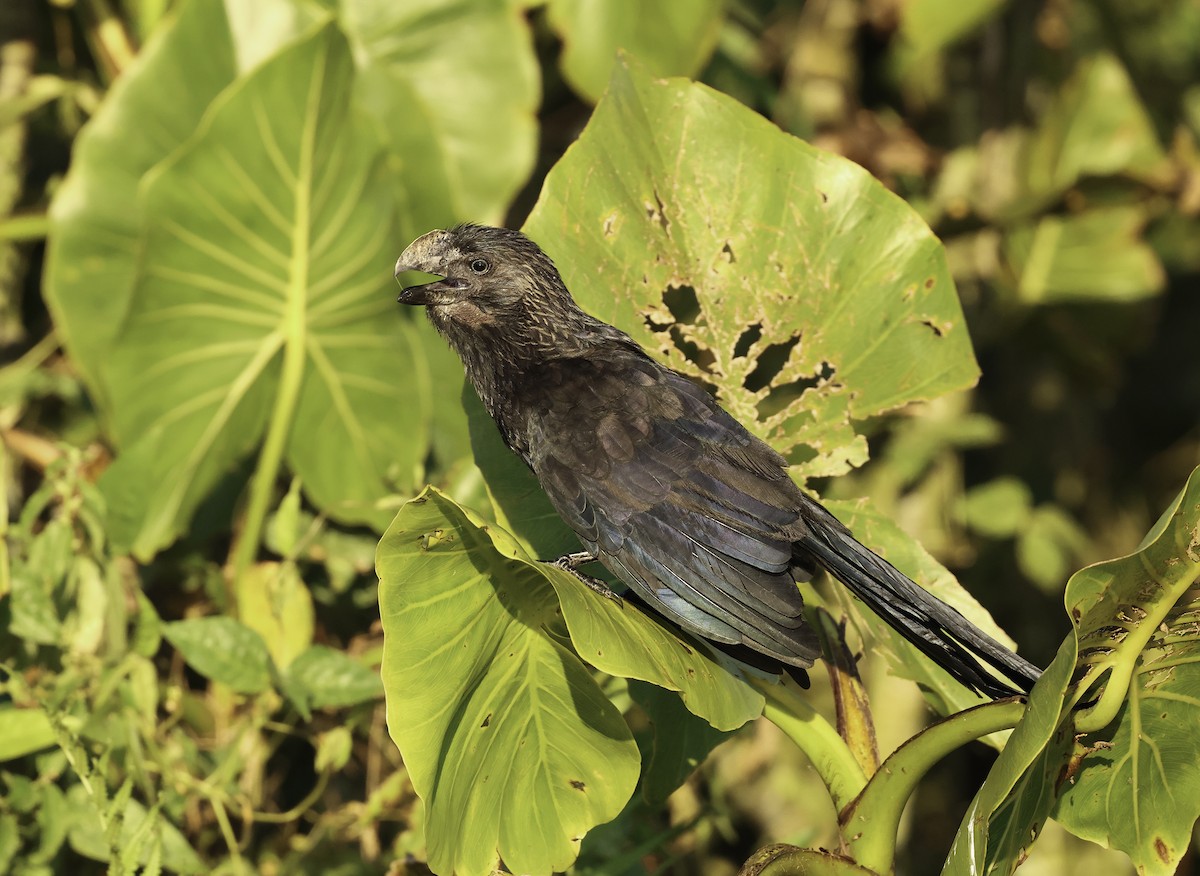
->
[794, 503, 1042, 699]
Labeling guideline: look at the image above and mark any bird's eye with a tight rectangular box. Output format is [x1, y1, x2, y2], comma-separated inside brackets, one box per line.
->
[469, 258, 490, 274]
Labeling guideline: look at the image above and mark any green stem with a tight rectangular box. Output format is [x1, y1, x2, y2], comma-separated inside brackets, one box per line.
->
[0, 212, 50, 242]
[842, 699, 1027, 874]
[753, 677, 868, 813]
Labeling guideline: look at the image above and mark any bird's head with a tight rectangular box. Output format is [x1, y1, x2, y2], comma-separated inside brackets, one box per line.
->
[394, 224, 574, 335]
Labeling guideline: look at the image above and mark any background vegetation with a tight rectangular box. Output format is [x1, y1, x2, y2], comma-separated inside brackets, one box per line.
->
[2, 0, 1198, 873]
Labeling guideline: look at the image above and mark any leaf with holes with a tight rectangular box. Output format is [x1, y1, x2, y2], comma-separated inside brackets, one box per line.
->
[944, 464, 1200, 875]
[100, 25, 426, 556]
[523, 59, 978, 483]
[1050, 464, 1200, 875]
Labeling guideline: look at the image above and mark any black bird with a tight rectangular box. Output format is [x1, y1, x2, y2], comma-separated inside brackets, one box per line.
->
[394, 224, 1040, 698]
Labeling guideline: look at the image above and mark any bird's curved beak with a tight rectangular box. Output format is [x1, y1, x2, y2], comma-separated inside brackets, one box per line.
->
[395, 230, 458, 306]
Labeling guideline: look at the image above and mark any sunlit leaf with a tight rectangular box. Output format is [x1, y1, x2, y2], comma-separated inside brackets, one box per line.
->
[284, 645, 383, 712]
[378, 488, 639, 876]
[341, 0, 538, 224]
[545, 0, 724, 103]
[100, 25, 427, 555]
[523, 59, 978, 483]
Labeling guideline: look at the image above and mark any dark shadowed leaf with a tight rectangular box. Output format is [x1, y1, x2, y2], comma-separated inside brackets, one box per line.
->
[628, 680, 732, 805]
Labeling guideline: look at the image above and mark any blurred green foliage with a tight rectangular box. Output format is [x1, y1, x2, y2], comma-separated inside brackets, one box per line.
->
[2, 0, 1199, 873]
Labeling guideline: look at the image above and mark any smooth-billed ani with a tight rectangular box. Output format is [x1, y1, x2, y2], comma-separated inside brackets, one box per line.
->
[395, 224, 1040, 698]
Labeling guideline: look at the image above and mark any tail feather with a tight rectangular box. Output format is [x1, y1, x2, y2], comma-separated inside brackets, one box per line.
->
[795, 506, 1041, 699]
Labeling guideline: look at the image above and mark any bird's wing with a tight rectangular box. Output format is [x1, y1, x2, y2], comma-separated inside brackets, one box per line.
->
[525, 353, 819, 666]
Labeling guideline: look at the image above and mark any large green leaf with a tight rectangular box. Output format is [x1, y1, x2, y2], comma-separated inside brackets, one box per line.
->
[1051, 465, 1200, 875]
[378, 488, 767, 873]
[944, 465, 1200, 875]
[101, 25, 425, 555]
[44, 0, 244, 405]
[523, 59, 979, 483]
[378, 489, 639, 876]
[341, 0, 539, 223]
[47, 0, 536, 558]
[545, 0, 725, 103]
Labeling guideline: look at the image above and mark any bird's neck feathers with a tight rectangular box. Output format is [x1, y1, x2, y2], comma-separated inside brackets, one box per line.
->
[427, 271, 609, 445]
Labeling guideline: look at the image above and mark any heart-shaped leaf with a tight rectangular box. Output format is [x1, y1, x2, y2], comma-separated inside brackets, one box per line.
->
[523, 59, 979, 483]
[101, 25, 425, 555]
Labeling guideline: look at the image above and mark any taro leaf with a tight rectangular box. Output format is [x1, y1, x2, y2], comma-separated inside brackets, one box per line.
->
[545, 0, 724, 103]
[628, 679, 732, 805]
[101, 25, 426, 557]
[942, 638, 1077, 876]
[825, 499, 1023, 720]
[1004, 207, 1165, 304]
[523, 59, 978, 483]
[43, 0, 307, 408]
[945, 464, 1200, 876]
[162, 617, 273, 695]
[340, 0, 539, 224]
[378, 488, 766, 874]
[378, 488, 639, 876]
[1051, 465, 1200, 875]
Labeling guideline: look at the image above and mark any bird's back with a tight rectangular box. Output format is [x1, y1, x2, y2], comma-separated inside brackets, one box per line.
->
[513, 345, 822, 667]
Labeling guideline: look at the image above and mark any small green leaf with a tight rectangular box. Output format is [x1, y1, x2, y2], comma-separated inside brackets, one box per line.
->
[162, 617, 273, 694]
[284, 644, 383, 711]
[1004, 207, 1165, 303]
[958, 477, 1033, 539]
[236, 562, 314, 669]
[0, 708, 55, 762]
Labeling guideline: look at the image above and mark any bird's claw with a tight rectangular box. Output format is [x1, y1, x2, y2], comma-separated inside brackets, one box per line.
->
[542, 553, 623, 605]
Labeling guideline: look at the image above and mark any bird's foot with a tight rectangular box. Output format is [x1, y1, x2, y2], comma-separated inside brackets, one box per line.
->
[543, 552, 623, 605]
[552, 550, 597, 571]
